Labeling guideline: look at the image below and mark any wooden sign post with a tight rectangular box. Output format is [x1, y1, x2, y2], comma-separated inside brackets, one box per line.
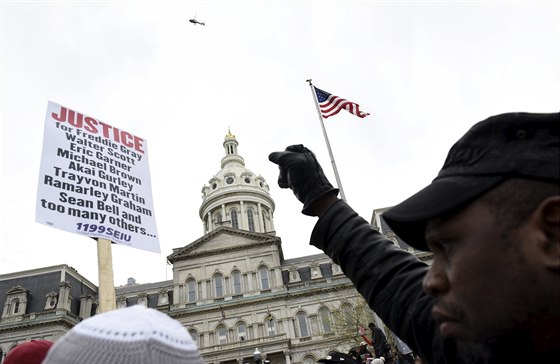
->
[97, 238, 116, 312]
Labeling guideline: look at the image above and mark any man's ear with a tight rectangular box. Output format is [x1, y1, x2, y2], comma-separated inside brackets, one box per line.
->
[533, 195, 560, 270]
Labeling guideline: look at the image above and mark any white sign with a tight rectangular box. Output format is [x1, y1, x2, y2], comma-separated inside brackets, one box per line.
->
[36, 101, 160, 253]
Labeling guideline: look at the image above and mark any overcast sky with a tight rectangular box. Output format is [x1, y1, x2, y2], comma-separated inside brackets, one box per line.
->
[1, 0, 558, 287]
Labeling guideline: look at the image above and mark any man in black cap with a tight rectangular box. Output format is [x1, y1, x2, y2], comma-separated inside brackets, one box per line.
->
[269, 112, 559, 363]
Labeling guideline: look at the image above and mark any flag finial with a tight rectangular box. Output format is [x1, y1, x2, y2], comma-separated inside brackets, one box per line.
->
[226, 127, 235, 139]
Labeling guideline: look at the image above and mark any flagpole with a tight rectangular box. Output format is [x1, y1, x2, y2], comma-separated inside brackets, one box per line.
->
[306, 79, 347, 202]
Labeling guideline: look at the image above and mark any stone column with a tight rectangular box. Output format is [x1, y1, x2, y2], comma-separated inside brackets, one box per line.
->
[56, 281, 72, 311]
[284, 351, 292, 364]
[257, 203, 263, 232]
[173, 283, 181, 307]
[239, 201, 245, 229]
[79, 294, 93, 319]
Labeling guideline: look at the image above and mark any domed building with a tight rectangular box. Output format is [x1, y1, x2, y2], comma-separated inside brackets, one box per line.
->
[0, 131, 427, 364]
[200, 130, 275, 235]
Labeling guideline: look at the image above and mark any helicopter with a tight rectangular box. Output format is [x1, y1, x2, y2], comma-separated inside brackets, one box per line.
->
[188, 16, 205, 26]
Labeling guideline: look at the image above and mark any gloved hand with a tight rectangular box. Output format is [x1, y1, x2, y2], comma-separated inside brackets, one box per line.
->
[268, 145, 339, 216]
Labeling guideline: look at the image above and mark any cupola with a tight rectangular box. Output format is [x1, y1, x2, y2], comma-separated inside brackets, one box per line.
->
[199, 131, 275, 235]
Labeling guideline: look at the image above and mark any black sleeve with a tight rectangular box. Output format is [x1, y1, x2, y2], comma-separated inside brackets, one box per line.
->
[310, 200, 454, 363]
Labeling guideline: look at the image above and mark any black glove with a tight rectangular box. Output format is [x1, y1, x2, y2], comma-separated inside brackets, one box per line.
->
[268, 144, 339, 216]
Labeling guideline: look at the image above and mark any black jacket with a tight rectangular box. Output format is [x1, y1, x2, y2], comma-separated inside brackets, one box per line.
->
[310, 199, 560, 363]
[310, 200, 456, 364]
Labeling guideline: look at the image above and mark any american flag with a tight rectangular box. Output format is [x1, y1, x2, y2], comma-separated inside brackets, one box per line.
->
[314, 86, 369, 119]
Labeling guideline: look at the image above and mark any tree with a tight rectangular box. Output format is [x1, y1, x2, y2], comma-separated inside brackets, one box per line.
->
[320, 296, 375, 350]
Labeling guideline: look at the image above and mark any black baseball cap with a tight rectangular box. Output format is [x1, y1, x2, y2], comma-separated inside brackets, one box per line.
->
[317, 352, 359, 364]
[383, 112, 560, 250]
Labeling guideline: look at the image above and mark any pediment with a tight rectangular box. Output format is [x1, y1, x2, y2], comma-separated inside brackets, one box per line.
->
[168, 227, 280, 262]
[7, 285, 29, 295]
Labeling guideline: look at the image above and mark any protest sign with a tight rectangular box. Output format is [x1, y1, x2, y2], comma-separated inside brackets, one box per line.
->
[36, 101, 160, 253]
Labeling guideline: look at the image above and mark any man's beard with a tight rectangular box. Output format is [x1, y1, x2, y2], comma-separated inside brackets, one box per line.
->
[454, 327, 532, 364]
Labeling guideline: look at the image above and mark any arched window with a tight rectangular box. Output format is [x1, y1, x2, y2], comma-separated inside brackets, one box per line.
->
[216, 325, 228, 345]
[231, 209, 239, 229]
[247, 208, 255, 231]
[189, 329, 199, 348]
[262, 212, 268, 231]
[236, 322, 247, 341]
[296, 311, 310, 337]
[319, 307, 332, 333]
[186, 278, 197, 303]
[214, 274, 224, 298]
[258, 266, 270, 290]
[215, 212, 222, 226]
[231, 270, 242, 295]
[265, 317, 276, 336]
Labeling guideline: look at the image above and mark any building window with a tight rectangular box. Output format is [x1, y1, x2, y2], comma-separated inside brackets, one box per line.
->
[296, 311, 310, 337]
[265, 317, 276, 336]
[187, 278, 197, 303]
[231, 209, 239, 229]
[12, 299, 20, 314]
[215, 213, 222, 226]
[189, 329, 199, 348]
[237, 322, 247, 341]
[262, 212, 268, 231]
[214, 274, 224, 298]
[247, 208, 255, 231]
[137, 293, 148, 307]
[289, 266, 301, 283]
[258, 266, 270, 290]
[319, 307, 332, 333]
[231, 270, 242, 295]
[217, 325, 228, 345]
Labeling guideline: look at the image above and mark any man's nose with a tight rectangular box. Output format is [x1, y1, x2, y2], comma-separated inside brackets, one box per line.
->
[422, 262, 450, 296]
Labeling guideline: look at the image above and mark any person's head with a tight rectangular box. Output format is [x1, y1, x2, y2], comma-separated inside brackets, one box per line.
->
[42, 305, 204, 364]
[3, 340, 53, 364]
[368, 322, 376, 330]
[384, 112, 560, 353]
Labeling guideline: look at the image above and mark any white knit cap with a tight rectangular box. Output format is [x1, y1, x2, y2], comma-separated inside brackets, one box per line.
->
[43, 305, 204, 364]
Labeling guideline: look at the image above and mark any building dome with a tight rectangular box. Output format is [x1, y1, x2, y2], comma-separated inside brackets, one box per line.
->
[199, 131, 275, 234]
